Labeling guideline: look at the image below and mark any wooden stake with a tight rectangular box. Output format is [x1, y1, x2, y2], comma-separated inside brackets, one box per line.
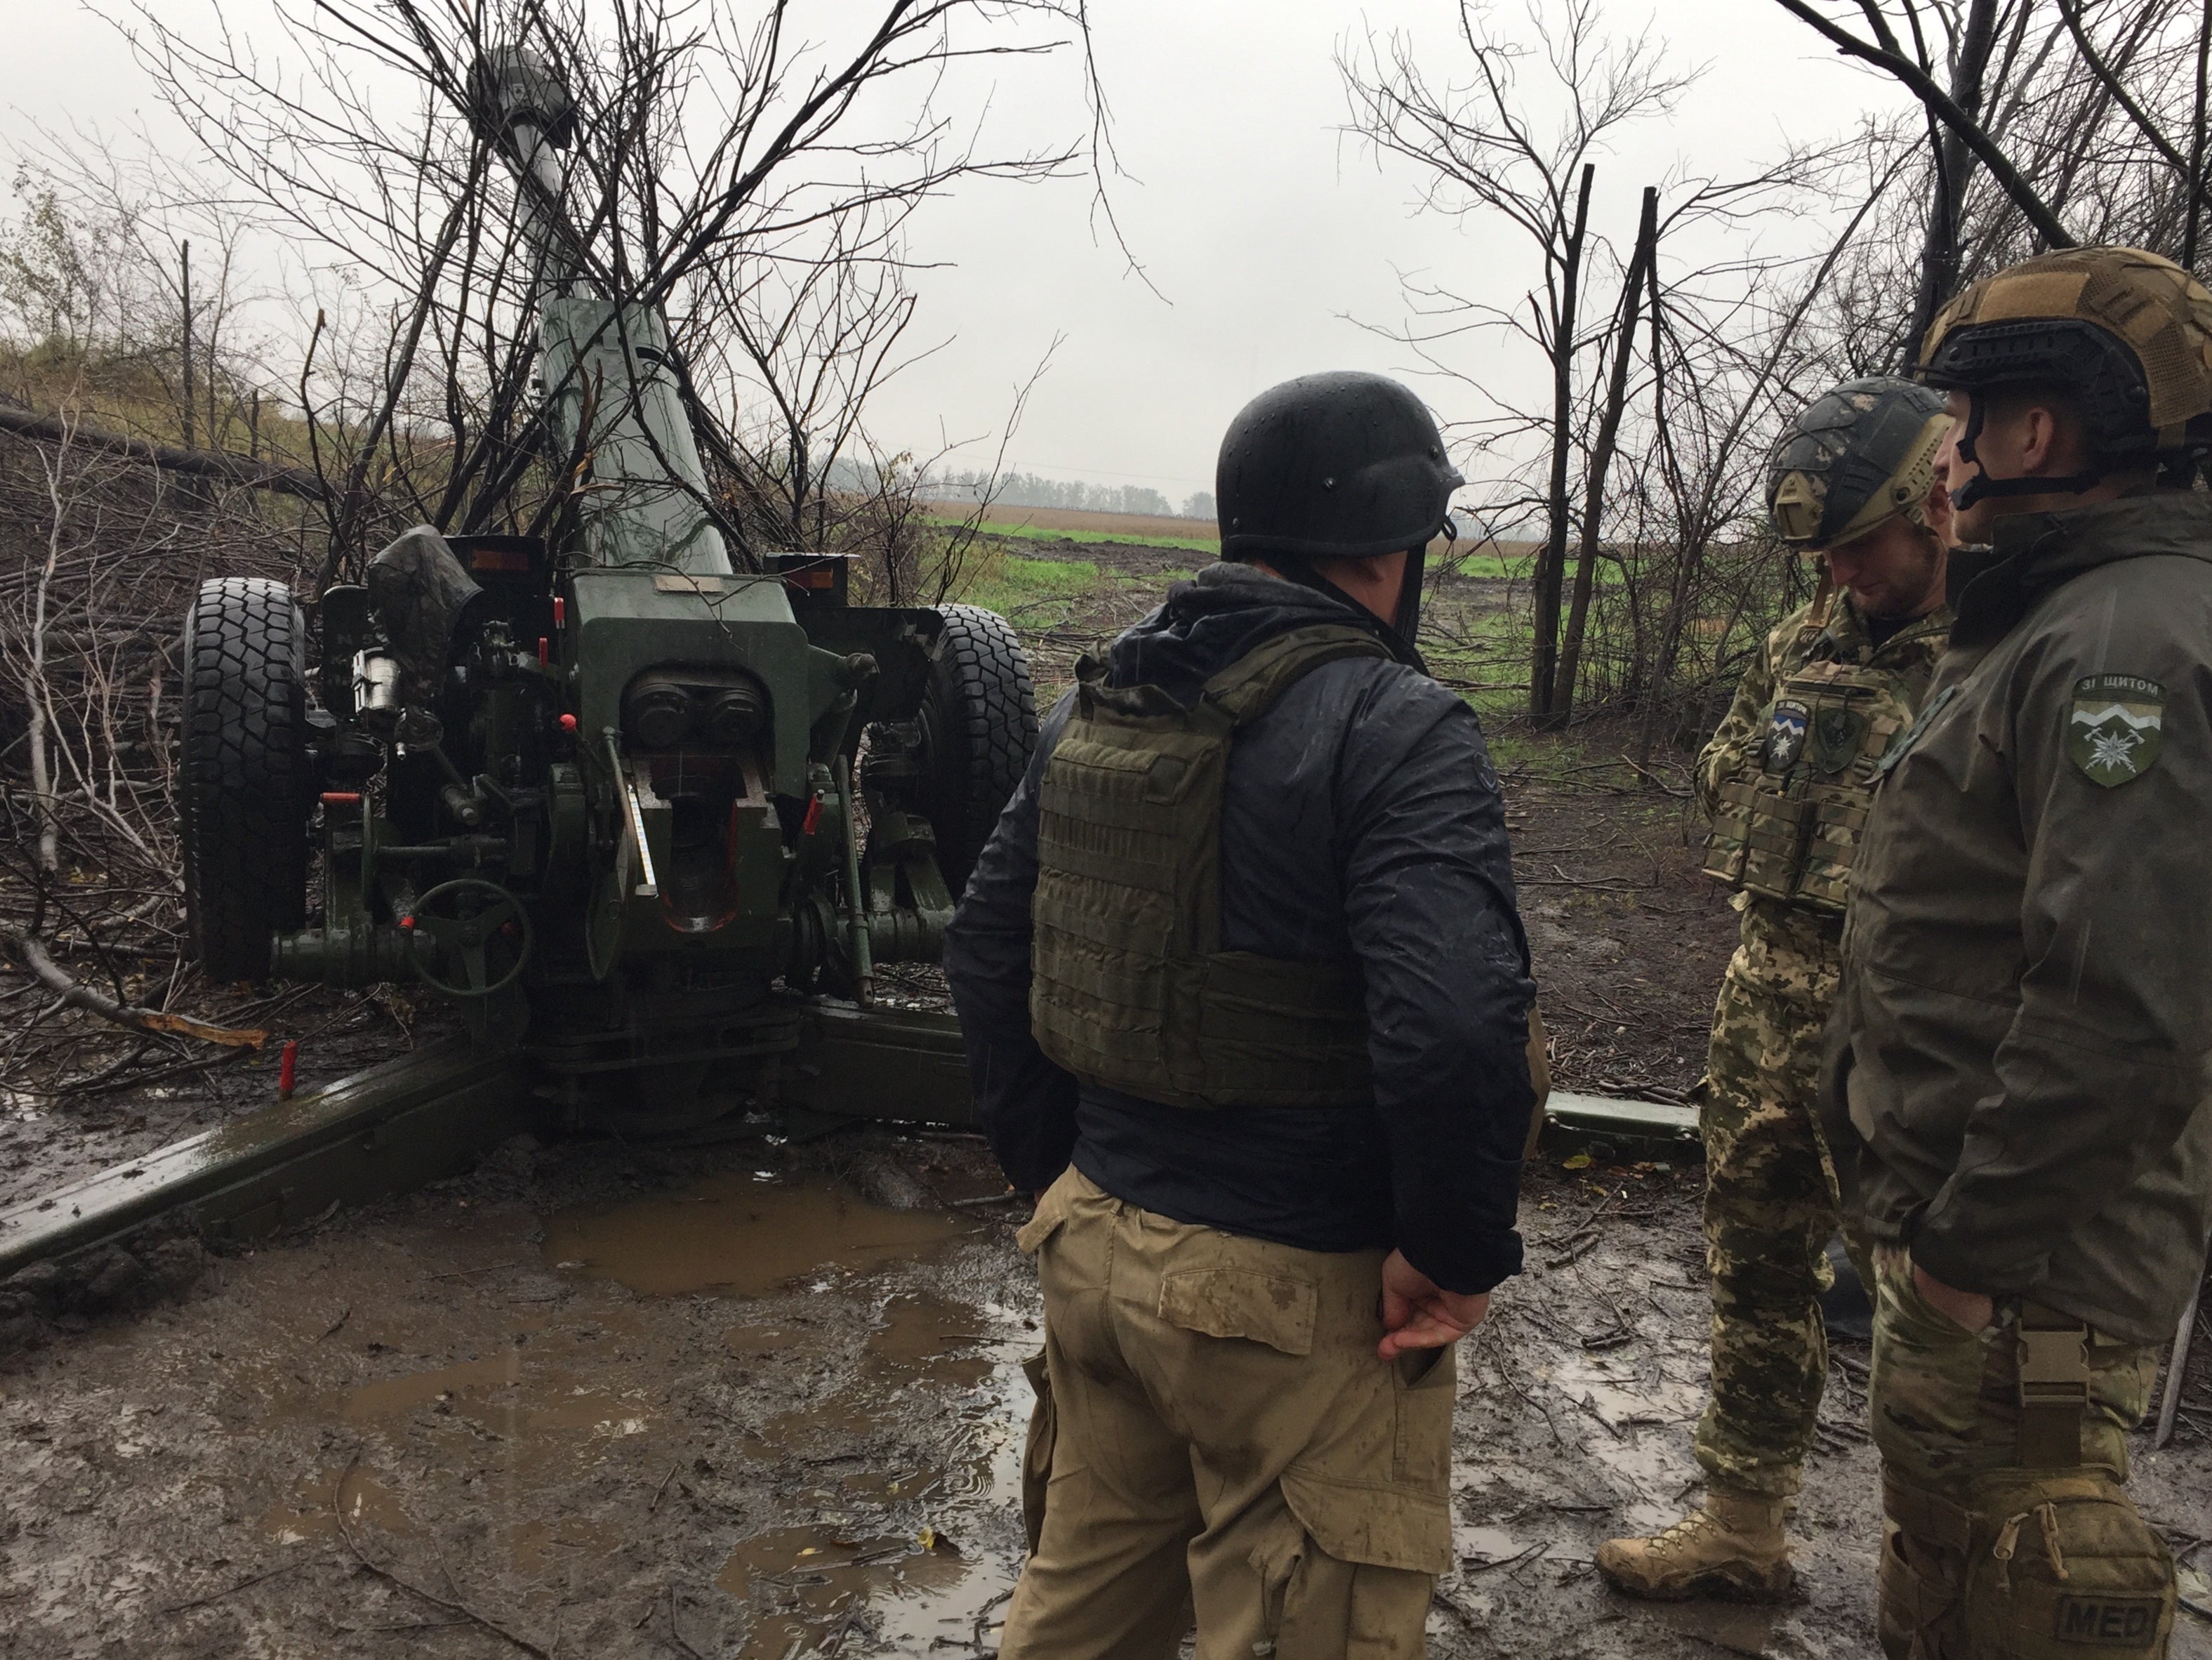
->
[2154, 1257, 2206, 1449]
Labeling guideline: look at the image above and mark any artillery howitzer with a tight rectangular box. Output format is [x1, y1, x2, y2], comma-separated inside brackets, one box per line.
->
[0, 47, 1035, 1274]
[0, 48, 1696, 1284]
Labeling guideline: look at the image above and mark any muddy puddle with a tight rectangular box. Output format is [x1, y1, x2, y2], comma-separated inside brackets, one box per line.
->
[720, 1289, 1030, 1656]
[11, 1136, 2206, 1659]
[355, 1167, 1019, 1654]
[541, 1171, 975, 1297]
[20, 1158, 1042, 1657]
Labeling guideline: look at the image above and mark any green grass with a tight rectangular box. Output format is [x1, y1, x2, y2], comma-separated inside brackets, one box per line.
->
[958, 552, 1113, 620]
[936, 514, 1219, 553]
[1440, 551, 1523, 581]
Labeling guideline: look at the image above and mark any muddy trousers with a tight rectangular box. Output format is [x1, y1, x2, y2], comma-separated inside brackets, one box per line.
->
[1869, 1246, 2173, 1659]
[1693, 897, 1849, 1500]
[1000, 1168, 1453, 1660]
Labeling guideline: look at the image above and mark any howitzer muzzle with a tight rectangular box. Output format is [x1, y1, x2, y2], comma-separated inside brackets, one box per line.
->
[467, 46, 576, 149]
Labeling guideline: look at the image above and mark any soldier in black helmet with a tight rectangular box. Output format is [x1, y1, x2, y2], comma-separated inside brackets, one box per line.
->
[1598, 376, 1956, 1602]
[943, 371, 1539, 1655]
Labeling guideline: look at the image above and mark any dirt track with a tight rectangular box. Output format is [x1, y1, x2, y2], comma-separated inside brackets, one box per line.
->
[2, 544, 2208, 1656]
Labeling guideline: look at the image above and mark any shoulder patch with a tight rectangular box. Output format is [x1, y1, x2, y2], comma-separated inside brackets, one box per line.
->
[2067, 675, 2164, 787]
[1810, 705, 1870, 775]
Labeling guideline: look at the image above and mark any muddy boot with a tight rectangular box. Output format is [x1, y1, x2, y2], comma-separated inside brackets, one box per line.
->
[1595, 1487, 1795, 1602]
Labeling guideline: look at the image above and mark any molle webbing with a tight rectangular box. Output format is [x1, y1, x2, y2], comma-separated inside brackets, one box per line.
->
[1029, 625, 1388, 1109]
[1702, 643, 1932, 914]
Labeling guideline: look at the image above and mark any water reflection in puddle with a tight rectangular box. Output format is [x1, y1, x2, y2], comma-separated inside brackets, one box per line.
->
[259, 1462, 413, 1546]
[723, 1290, 1031, 1656]
[541, 1173, 970, 1296]
[251, 1168, 1031, 1650]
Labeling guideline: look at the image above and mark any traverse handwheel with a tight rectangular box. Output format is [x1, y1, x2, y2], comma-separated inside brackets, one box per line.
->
[405, 878, 533, 999]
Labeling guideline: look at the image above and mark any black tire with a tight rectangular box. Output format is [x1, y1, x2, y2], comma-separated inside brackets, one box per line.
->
[179, 577, 312, 982]
[920, 603, 1038, 897]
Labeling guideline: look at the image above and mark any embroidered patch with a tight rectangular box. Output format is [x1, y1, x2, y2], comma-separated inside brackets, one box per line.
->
[1809, 705, 1869, 775]
[2067, 675, 2164, 787]
[1763, 699, 1810, 773]
[2053, 1592, 2165, 1646]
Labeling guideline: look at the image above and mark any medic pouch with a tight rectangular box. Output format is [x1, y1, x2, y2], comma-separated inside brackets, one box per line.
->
[1963, 1473, 2175, 1659]
[1702, 654, 1919, 914]
[1029, 624, 1390, 1109]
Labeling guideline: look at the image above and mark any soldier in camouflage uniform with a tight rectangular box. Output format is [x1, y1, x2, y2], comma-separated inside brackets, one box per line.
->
[1831, 248, 2212, 1660]
[1598, 377, 1956, 1602]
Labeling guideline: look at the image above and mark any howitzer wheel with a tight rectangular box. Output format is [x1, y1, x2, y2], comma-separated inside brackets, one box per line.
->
[178, 577, 312, 982]
[920, 603, 1038, 896]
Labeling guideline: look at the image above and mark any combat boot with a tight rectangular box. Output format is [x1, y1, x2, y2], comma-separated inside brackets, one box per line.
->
[1594, 1486, 1795, 1602]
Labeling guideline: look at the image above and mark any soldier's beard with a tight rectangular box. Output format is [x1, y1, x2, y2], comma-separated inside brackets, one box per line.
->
[1846, 537, 1948, 621]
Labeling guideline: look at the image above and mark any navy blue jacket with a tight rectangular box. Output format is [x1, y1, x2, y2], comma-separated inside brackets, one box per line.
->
[941, 562, 1535, 1295]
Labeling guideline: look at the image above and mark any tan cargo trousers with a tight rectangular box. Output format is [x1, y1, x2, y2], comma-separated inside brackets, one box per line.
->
[1000, 1167, 1455, 1660]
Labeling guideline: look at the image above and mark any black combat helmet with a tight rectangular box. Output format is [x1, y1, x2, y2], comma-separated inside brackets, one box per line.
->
[1215, 372, 1462, 654]
[1217, 371, 1462, 560]
[1768, 377, 1951, 552]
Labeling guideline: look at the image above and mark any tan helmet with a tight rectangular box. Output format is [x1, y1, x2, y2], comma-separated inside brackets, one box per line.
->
[1917, 246, 2212, 503]
[1768, 376, 1951, 551]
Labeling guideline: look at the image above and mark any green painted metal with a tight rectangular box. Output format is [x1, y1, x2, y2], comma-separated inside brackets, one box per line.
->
[0, 1039, 533, 1277]
[784, 1003, 976, 1128]
[539, 298, 734, 576]
[0, 1008, 1698, 1277]
[1545, 1089, 1700, 1143]
[564, 568, 833, 798]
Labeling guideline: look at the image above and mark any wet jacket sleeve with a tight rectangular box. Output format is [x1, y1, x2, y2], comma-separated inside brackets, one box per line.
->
[1909, 614, 2212, 1296]
[1695, 619, 1784, 814]
[942, 692, 1080, 1194]
[1336, 675, 1537, 1296]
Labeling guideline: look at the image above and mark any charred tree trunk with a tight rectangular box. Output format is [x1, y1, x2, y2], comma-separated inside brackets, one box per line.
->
[1902, 0, 1999, 357]
[1552, 185, 1658, 718]
[179, 241, 195, 452]
[1529, 162, 1595, 727]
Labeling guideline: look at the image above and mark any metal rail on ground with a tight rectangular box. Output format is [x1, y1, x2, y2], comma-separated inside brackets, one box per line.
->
[0, 1015, 1683, 1279]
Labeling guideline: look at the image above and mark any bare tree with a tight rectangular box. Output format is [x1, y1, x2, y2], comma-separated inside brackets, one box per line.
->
[112, 0, 1103, 584]
[1342, 0, 1694, 725]
[1551, 183, 1655, 715]
[1771, 0, 2212, 353]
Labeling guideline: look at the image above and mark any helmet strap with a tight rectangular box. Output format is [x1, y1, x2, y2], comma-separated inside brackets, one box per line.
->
[1394, 546, 1429, 647]
[1951, 390, 2111, 510]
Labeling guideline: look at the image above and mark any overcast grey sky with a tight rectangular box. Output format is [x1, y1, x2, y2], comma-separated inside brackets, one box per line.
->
[9, 1, 1913, 503]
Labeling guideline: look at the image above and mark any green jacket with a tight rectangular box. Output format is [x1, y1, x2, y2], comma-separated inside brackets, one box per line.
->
[1830, 493, 2212, 1345]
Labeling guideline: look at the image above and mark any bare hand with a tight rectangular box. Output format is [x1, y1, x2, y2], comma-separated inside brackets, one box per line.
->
[1912, 1260, 1994, 1333]
[1378, 1249, 1489, 1360]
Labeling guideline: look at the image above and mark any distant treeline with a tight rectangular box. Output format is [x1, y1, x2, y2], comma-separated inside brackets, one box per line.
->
[924, 468, 1214, 521]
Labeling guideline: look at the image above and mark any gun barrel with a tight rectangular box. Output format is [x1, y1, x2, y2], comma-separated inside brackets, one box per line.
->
[470, 46, 734, 577]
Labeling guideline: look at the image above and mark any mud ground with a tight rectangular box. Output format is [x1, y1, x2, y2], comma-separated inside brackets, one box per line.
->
[3, 540, 2208, 1655]
[6, 1127, 2208, 1659]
